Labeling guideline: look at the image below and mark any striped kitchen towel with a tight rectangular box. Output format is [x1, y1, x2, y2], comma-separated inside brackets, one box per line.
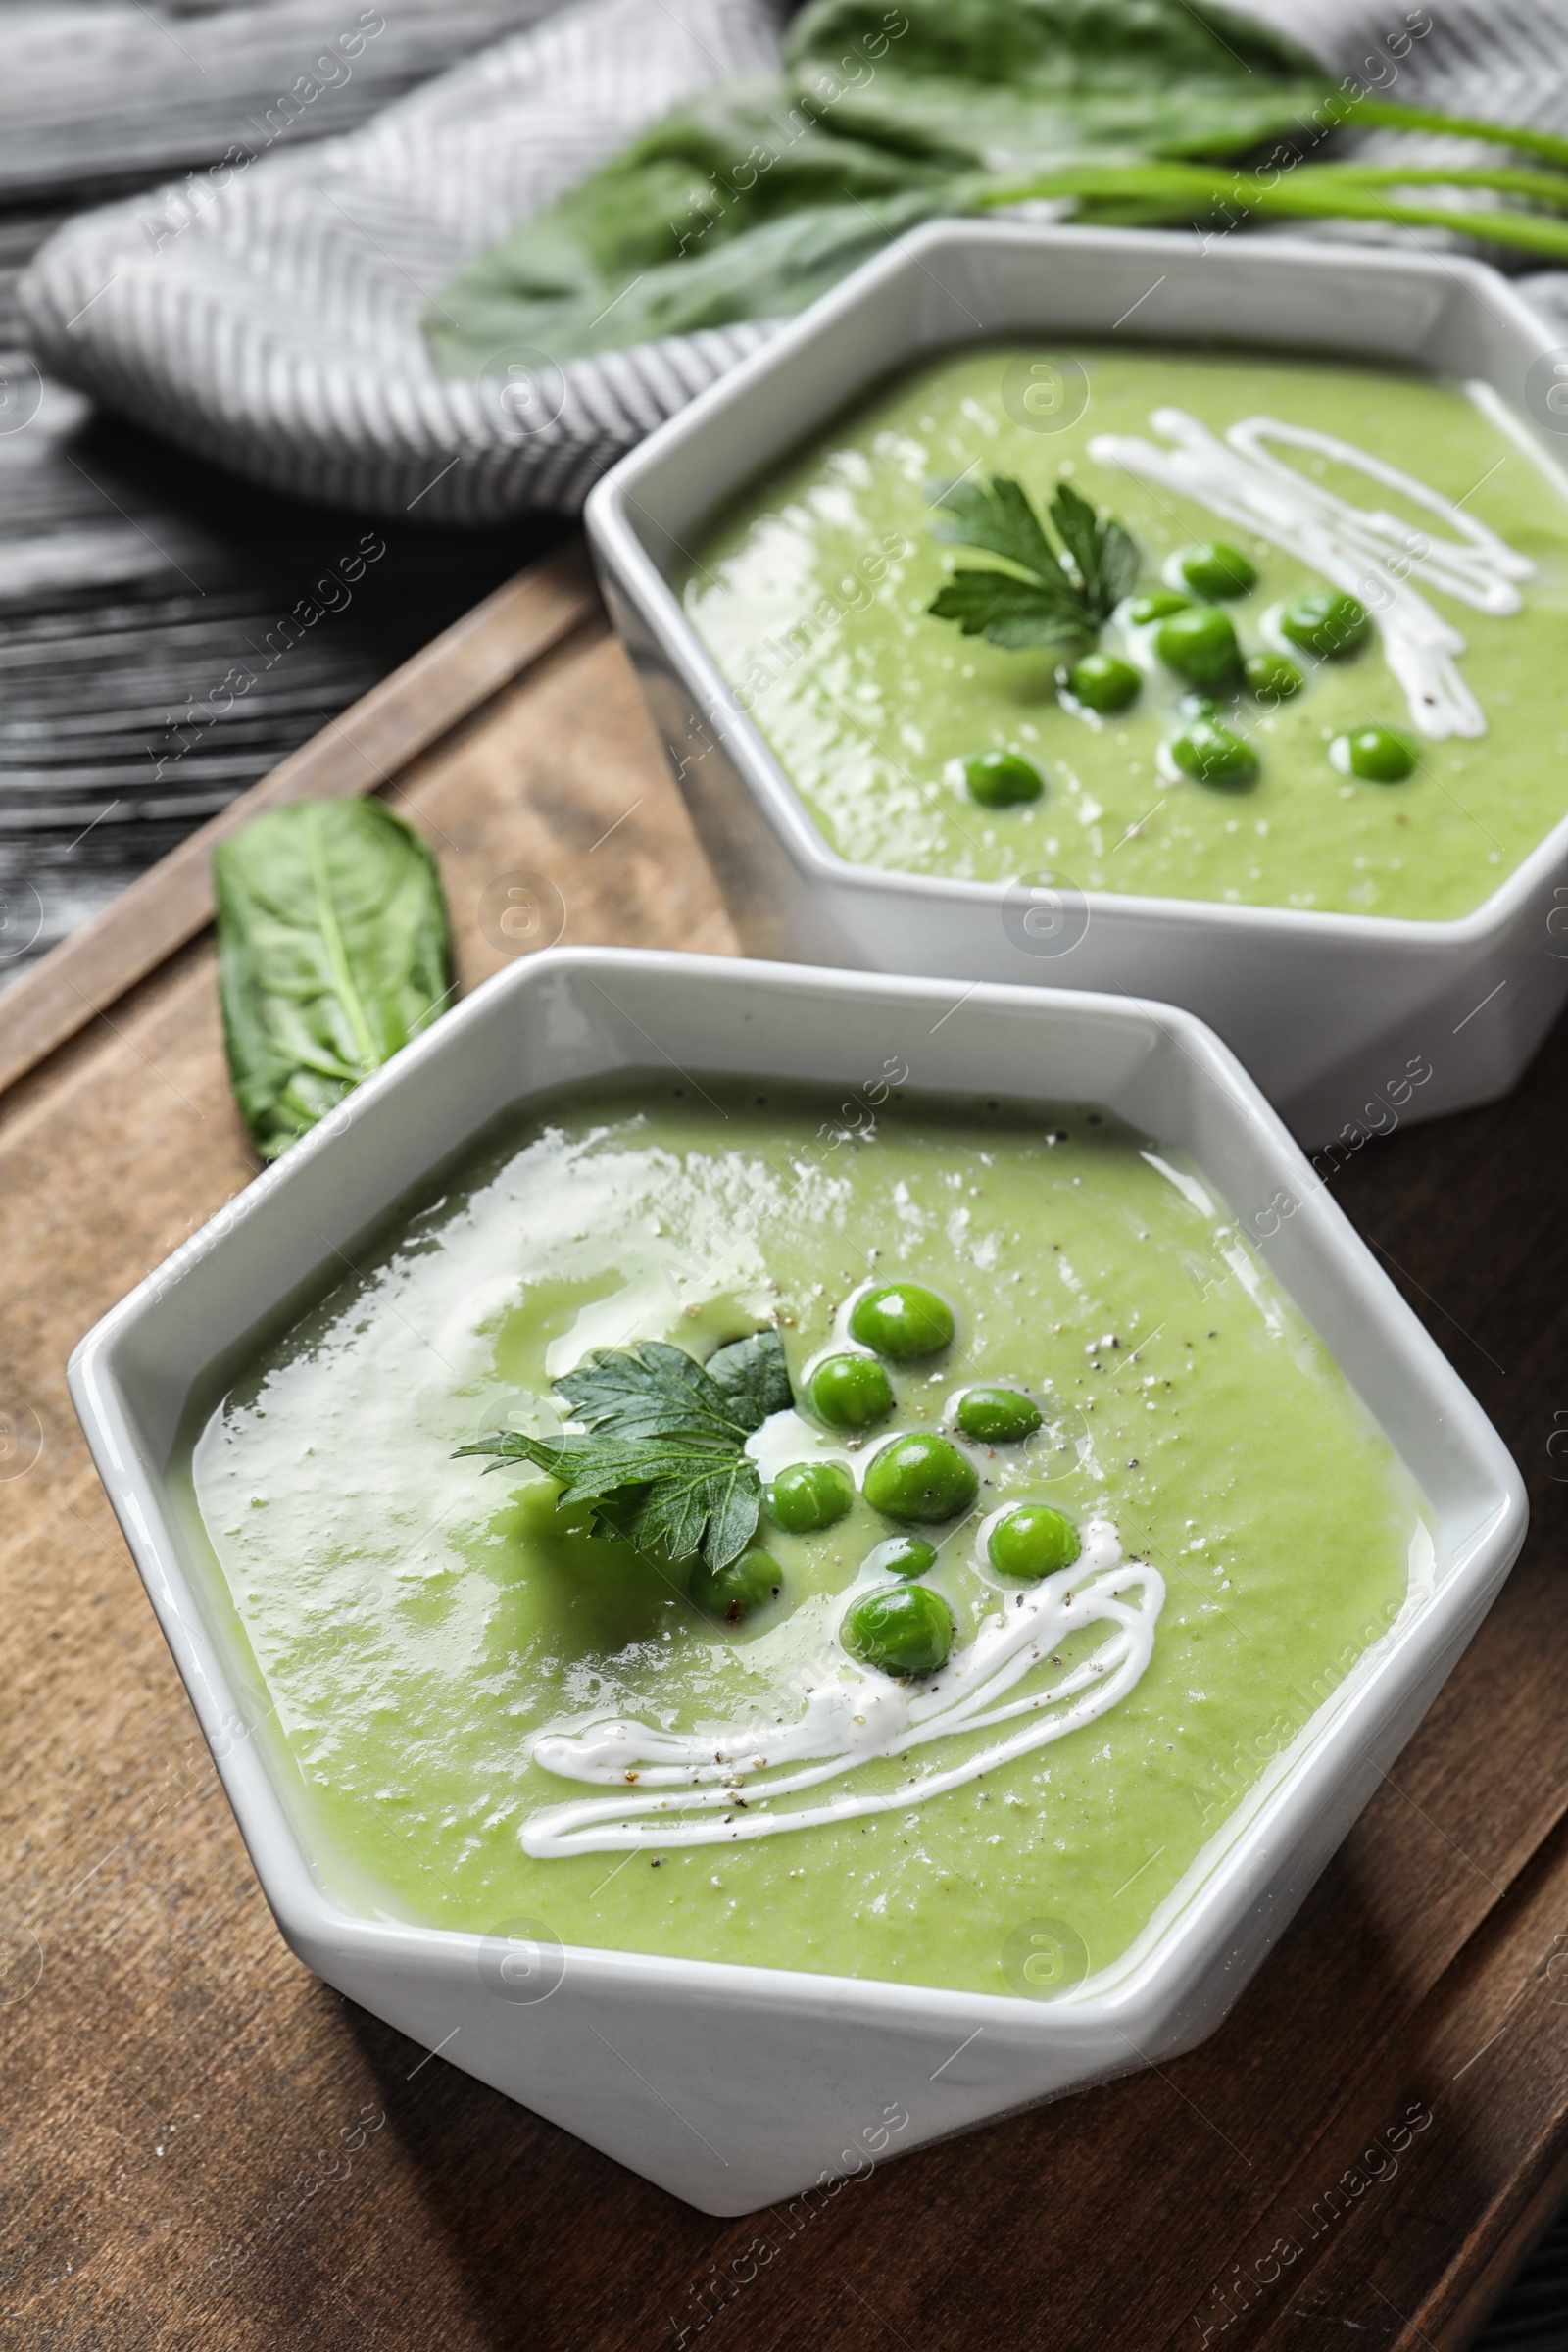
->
[19, 0, 1568, 521]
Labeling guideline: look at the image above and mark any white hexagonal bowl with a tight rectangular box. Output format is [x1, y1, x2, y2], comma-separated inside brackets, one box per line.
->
[69, 948, 1524, 2215]
[585, 222, 1568, 1149]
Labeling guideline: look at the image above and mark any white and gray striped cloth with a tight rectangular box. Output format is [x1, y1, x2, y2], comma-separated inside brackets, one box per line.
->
[19, 0, 1568, 520]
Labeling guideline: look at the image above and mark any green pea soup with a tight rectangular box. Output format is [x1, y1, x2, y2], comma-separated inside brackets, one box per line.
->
[677, 343, 1568, 920]
[180, 1082, 1427, 1999]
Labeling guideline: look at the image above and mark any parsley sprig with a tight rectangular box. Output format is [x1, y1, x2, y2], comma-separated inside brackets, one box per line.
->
[457, 1329, 793, 1574]
[928, 475, 1139, 652]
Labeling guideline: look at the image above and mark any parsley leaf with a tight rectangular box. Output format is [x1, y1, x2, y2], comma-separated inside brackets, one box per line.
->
[933, 474, 1065, 582]
[457, 1329, 793, 1574]
[927, 568, 1089, 652]
[928, 473, 1140, 651]
[702, 1329, 795, 1428]
[1048, 479, 1141, 622]
[555, 1338, 750, 1445]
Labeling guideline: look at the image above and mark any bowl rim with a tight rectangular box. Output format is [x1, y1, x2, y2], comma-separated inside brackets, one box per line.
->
[586, 219, 1568, 951]
[67, 945, 1528, 2038]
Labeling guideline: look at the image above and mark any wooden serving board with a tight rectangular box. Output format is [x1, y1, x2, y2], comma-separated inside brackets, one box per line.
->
[3, 544, 1566, 2352]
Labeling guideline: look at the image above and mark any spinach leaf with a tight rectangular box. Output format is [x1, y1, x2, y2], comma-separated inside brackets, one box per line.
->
[421, 0, 1568, 372]
[423, 83, 953, 373]
[787, 0, 1327, 174]
[214, 798, 454, 1161]
[422, 0, 1324, 369]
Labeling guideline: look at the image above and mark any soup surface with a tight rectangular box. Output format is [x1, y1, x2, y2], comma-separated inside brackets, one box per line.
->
[679, 344, 1568, 918]
[187, 1084, 1423, 1997]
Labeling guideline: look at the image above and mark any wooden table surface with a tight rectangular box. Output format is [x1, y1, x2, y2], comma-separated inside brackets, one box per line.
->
[3, 547, 1568, 2352]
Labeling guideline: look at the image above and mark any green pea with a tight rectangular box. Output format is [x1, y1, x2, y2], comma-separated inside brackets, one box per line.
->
[1129, 589, 1191, 624]
[963, 751, 1044, 808]
[1243, 650, 1303, 703]
[810, 1352, 895, 1430]
[689, 1545, 782, 1624]
[1177, 692, 1222, 722]
[1338, 725, 1417, 782]
[1067, 652, 1140, 713]
[956, 1386, 1043, 1444]
[1154, 605, 1242, 689]
[987, 1505, 1081, 1581]
[862, 1433, 978, 1523]
[850, 1282, 955, 1360]
[1167, 717, 1258, 790]
[767, 1459, 855, 1534]
[842, 1584, 955, 1676]
[865, 1534, 938, 1580]
[1278, 590, 1370, 660]
[1180, 541, 1257, 600]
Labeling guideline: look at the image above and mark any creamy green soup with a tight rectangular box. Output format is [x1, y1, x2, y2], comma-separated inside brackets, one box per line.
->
[185, 1084, 1424, 1998]
[679, 344, 1568, 919]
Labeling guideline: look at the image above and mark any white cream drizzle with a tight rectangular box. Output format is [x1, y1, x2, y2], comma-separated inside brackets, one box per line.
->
[1088, 408, 1533, 739]
[518, 1519, 1164, 1856]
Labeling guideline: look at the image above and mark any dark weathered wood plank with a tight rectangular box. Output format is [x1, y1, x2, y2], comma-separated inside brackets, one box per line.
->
[0, 542, 599, 1098]
[0, 1, 558, 201]
[0, 356, 567, 992]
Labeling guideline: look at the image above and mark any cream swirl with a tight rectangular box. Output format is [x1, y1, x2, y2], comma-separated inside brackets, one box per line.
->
[1089, 407, 1533, 739]
[519, 1519, 1164, 1855]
